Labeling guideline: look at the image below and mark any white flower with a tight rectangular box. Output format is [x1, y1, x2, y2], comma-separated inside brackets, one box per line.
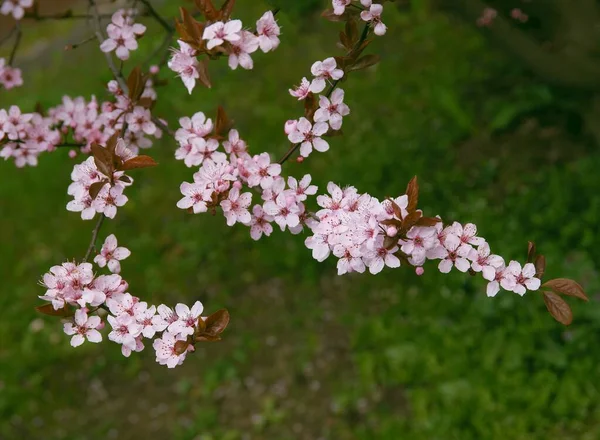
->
[168, 301, 204, 337]
[202, 20, 242, 50]
[63, 309, 103, 347]
[314, 89, 350, 130]
[94, 234, 131, 273]
[287, 117, 329, 157]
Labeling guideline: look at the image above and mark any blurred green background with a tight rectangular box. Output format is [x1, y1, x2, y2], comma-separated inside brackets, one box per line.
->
[1, 0, 600, 439]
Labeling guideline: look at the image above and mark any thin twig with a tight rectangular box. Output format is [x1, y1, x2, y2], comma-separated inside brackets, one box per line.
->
[83, 214, 106, 262]
[26, 12, 116, 20]
[277, 23, 371, 165]
[0, 26, 17, 48]
[139, 0, 174, 32]
[153, 116, 174, 136]
[8, 24, 22, 65]
[65, 35, 96, 51]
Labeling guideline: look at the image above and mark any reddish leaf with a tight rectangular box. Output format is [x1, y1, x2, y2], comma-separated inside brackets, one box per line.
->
[527, 241, 536, 263]
[534, 255, 546, 280]
[348, 54, 381, 72]
[415, 216, 442, 227]
[383, 235, 398, 250]
[345, 18, 358, 45]
[174, 340, 190, 355]
[105, 132, 120, 154]
[35, 303, 73, 317]
[321, 8, 357, 22]
[121, 155, 158, 170]
[543, 291, 573, 325]
[127, 66, 143, 101]
[195, 334, 222, 342]
[89, 180, 108, 200]
[405, 176, 419, 214]
[542, 278, 588, 302]
[339, 30, 351, 50]
[220, 0, 236, 19]
[214, 106, 232, 136]
[379, 218, 402, 228]
[197, 58, 212, 88]
[91, 143, 114, 177]
[137, 97, 154, 109]
[402, 211, 422, 231]
[203, 309, 230, 337]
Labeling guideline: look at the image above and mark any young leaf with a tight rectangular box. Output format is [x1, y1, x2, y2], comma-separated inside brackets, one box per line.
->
[195, 334, 222, 342]
[105, 132, 120, 154]
[402, 211, 422, 231]
[214, 106, 232, 136]
[127, 66, 143, 100]
[534, 255, 546, 279]
[542, 278, 588, 302]
[174, 340, 190, 355]
[542, 291, 573, 325]
[198, 58, 212, 88]
[35, 303, 73, 317]
[527, 241, 536, 263]
[220, 0, 236, 20]
[202, 309, 230, 337]
[406, 176, 419, 213]
[345, 18, 358, 45]
[91, 143, 114, 177]
[89, 180, 108, 200]
[121, 155, 158, 171]
[415, 216, 442, 227]
[348, 54, 381, 72]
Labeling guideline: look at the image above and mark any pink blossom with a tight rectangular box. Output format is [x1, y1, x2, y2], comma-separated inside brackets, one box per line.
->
[468, 242, 503, 273]
[482, 262, 516, 297]
[221, 187, 252, 226]
[203, 20, 242, 50]
[287, 174, 317, 202]
[289, 78, 311, 100]
[153, 331, 188, 368]
[106, 292, 138, 317]
[168, 40, 200, 94]
[176, 112, 213, 144]
[63, 309, 103, 347]
[125, 106, 156, 135]
[0, 0, 33, 20]
[506, 261, 541, 296]
[168, 301, 204, 337]
[314, 89, 350, 130]
[107, 313, 143, 351]
[133, 303, 160, 338]
[100, 25, 138, 61]
[256, 11, 281, 52]
[228, 30, 259, 70]
[287, 117, 329, 157]
[94, 234, 131, 273]
[364, 237, 401, 274]
[310, 58, 344, 93]
[93, 185, 128, 219]
[360, 3, 387, 36]
[263, 192, 301, 231]
[0, 58, 23, 90]
[250, 205, 274, 240]
[246, 153, 281, 189]
[399, 226, 437, 266]
[332, 0, 352, 15]
[334, 244, 365, 275]
[437, 234, 471, 273]
[177, 182, 211, 213]
[222, 129, 248, 160]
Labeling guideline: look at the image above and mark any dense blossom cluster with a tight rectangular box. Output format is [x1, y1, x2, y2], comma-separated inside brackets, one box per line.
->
[168, 10, 280, 94]
[0, 58, 23, 90]
[0, 0, 32, 20]
[100, 9, 147, 60]
[40, 235, 204, 368]
[0, 67, 161, 167]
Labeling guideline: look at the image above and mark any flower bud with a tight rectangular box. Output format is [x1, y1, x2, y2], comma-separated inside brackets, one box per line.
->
[415, 267, 424, 276]
[386, 225, 398, 237]
[284, 120, 297, 135]
[149, 65, 160, 75]
[297, 156, 304, 163]
[96, 320, 105, 330]
[233, 181, 242, 190]
[68, 150, 77, 158]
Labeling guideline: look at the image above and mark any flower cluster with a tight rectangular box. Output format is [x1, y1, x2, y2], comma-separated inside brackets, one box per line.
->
[39, 235, 214, 368]
[0, 58, 23, 90]
[1, 70, 161, 168]
[100, 9, 147, 61]
[168, 11, 280, 94]
[0, 0, 32, 20]
[332, 0, 387, 36]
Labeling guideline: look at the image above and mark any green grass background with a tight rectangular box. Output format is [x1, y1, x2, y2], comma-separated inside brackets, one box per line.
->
[1, 1, 600, 439]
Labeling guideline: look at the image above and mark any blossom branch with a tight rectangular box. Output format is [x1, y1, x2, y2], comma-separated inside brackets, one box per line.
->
[8, 23, 22, 65]
[83, 214, 106, 262]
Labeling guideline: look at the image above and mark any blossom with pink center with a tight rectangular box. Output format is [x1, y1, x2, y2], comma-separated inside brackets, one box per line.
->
[399, 226, 437, 266]
[506, 261, 541, 296]
[314, 89, 350, 130]
[39, 262, 95, 310]
[316, 182, 346, 216]
[63, 309, 103, 347]
[202, 20, 242, 50]
[152, 304, 179, 332]
[221, 187, 252, 226]
[153, 331, 189, 368]
[246, 153, 281, 189]
[93, 185, 128, 219]
[168, 40, 200, 94]
[222, 129, 248, 160]
[263, 192, 301, 231]
[364, 237, 401, 274]
[0, 0, 32, 20]
[360, 3, 387, 36]
[133, 303, 160, 338]
[0, 58, 23, 90]
[193, 159, 237, 192]
[332, 0, 352, 15]
[177, 181, 212, 213]
[168, 301, 204, 337]
[437, 234, 471, 273]
[125, 106, 156, 135]
[94, 234, 131, 274]
[468, 242, 503, 273]
[92, 274, 127, 301]
[289, 78, 311, 100]
[333, 244, 366, 275]
[106, 292, 137, 317]
[228, 30, 259, 70]
[482, 261, 516, 297]
[287, 117, 329, 157]
[249, 204, 274, 240]
[309, 58, 344, 93]
[107, 313, 143, 351]
[176, 111, 213, 144]
[100, 25, 138, 61]
[256, 11, 280, 52]
[287, 174, 317, 202]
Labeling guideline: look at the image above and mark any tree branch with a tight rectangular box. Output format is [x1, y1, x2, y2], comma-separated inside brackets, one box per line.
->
[83, 214, 106, 262]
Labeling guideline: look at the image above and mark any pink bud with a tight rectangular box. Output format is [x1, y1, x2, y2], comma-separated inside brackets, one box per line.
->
[415, 267, 424, 276]
[233, 181, 243, 190]
[96, 320, 105, 330]
[511, 8, 521, 19]
[284, 120, 298, 135]
[149, 65, 159, 75]
[386, 225, 398, 237]
[68, 150, 77, 158]
[297, 156, 304, 163]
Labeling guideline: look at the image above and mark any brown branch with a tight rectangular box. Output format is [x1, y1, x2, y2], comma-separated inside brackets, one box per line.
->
[139, 0, 174, 33]
[83, 214, 106, 262]
[8, 24, 22, 65]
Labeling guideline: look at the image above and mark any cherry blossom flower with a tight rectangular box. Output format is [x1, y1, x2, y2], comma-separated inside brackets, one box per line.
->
[314, 89, 350, 130]
[177, 182, 212, 213]
[334, 244, 366, 275]
[153, 331, 189, 368]
[0, 58, 23, 90]
[228, 31, 259, 70]
[250, 205, 274, 240]
[168, 40, 200, 94]
[287, 175, 318, 202]
[256, 11, 281, 53]
[107, 313, 142, 351]
[287, 117, 329, 157]
[364, 237, 401, 274]
[93, 185, 128, 219]
[176, 112, 213, 144]
[168, 301, 204, 337]
[100, 25, 138, 61]
[133, 303, 160, 338]
[468, 242, 503, 273]
[246, 153, 281, 189]
[221, 187, 252, 226]
[289, 78, 312, 100]
[506, 261, 541, 296]
[222, 129, 248, 160]
[203, 20, 242, 50]
[482, 262, 516, 297]
[63, 310, 103, 347]
[438, 234, 471, 273]
[106, 292, 138, 317]
[310, 58, 344, 93]
[125, 107, 156, 136]
[399, 226, 437, 266]
[94, 234, 131, 274]
[263, 192, 301, 231]
[360, 3, 387, 36]
[0, 0, 33, 20]
[332, 0, 352, 15]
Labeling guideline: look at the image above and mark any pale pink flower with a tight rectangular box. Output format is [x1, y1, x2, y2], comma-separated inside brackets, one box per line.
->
[107, 313, 143, 351]
[333, 244, 365, 275]
[125, 106, 156, 135]
[168, 40, 200, 94]
[106, 292, 138, 317]
[289, 78, 311, 100]
[250, 205, 274, 240]
[506, 261, 541, 296]
[399, 226, 437, 266]
[482, 261, 516, 297]
[263, 192, 301, 231]
[314, 89, 350, 130]
[176, 112, 213, 144]
[360, 3, 387, 36]
[310, 58, 344, 93]
[332, 0, 352, 15]
[153, 331, 188, 368]
[177, 182, 212, 213]
[438, 234, 471, 273]
[287, 174, 317, 202]
[364, 237, 401, 274]
[256, 11, 280, 52]
[63, 309, 103, 347]
[0, 59, 23, 90]
[168, 301, 204, 337]
[92, 274, 127, 300]
[133, 303, 159, 338]
[246, 153, 281, 189]
[287, 117, 329, 157]
[468, 242, 503, 273]
[94, 234, 131, 273]
[93, 185, 128, 219]
[203, 20, 242, 50]
[221, 187, 252, 226]
[0, 0, 33, 20]
[152, 304, 178, 332]
[100, 25, 139, 61]
[228, 30, 259, 70]
[222, 129, 248, 160]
